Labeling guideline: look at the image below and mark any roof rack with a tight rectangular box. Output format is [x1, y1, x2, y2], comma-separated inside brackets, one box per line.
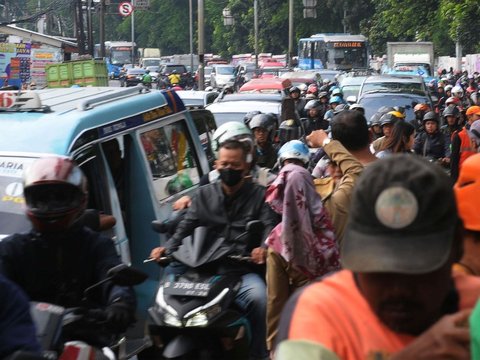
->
[77, 86, 145, 111]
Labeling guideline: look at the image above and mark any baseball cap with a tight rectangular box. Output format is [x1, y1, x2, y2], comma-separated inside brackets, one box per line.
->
[466, 106, 480, 116]
[342, 154, 457, 274]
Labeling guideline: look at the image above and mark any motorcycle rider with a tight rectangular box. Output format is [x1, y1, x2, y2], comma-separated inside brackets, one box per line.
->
[150, 139, 277, 360]
[249, 113, 278, 169]
[413, 111, 450, 166]
[302, 100, 329, 135]
[0, 157, 136, 341]
[142, 69, 153, 89]
[410, 103, 431, 133]
[168, 70, 181, 87]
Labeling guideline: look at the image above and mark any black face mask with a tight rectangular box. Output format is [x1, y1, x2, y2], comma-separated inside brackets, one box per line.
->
[218, 168, 244, 187]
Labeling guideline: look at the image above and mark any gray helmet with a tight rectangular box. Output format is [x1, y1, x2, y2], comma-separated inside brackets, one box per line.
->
[304, 100, 322, 111]
[370, 112, 382, 127]
[333, 103, 350, 115]
[249, 113, 276, 142]
[243, 110, 262, 127]
[423, 111, 438, 123]
[379, 112, 401, 127]
[442, 105, 460, 118]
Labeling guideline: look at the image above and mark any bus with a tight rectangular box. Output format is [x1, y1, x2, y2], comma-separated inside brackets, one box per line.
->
[94, 41, 135, 79]
[298, 33, 369, 71]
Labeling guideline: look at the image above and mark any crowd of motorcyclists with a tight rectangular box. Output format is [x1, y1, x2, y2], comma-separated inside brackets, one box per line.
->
[3, 65, 480, 360]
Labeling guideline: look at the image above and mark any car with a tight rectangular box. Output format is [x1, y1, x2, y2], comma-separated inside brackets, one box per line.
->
[176, 90, 219, 108]
[358, 74, 428, 99]
[357, 91, 434, 123]
[125, 68, 146, 87]
[206, 97, 282, 127]
[280, 70, 322, 87]
[238, 78, 292, 94]
[210, 64, 236, 89]
[339, 75, 367, 100]
[159, 64, 188, 76]
[0, 88, 211, 334]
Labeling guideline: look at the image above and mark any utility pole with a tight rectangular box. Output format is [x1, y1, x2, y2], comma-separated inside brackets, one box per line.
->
[254, 0, 258, 70]
[198, 0, 204, 90]
[99, 0, 105, 57]
[131, 0, 135, 65]
[189, 0, 193, 72]
[75, 0, 87, 54]
[288, 0, 293, 68]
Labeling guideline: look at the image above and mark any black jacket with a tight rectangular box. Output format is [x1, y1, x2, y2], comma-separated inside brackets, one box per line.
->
[0, 226, 135, 310]
[166, 181, 277, 257]
[413, 131, 449, 159]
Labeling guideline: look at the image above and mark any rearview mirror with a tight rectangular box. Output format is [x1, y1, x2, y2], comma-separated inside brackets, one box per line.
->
[107, 263, 148, 286]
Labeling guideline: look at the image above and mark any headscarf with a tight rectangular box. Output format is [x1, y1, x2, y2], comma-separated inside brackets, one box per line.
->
[265, 163, 340, 278]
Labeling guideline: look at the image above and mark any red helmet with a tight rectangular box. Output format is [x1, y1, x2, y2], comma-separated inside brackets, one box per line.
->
[23, 157, 88, 233]
[307, 83, 318, 94]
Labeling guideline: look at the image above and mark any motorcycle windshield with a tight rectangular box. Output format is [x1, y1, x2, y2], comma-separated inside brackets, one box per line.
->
[172, 227, 230, 268]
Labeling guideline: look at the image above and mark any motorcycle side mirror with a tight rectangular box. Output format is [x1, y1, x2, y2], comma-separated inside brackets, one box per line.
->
[152, 219, 169, 234]
[107, 263, 148, 286]
[83, 264, 147, 302]
[245, 220, 264, 235]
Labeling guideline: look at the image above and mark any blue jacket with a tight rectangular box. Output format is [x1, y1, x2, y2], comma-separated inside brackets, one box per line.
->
[0, 274, 41, 358]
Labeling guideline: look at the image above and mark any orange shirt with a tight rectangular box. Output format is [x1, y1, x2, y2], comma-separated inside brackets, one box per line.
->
[285, 269, 480, 360]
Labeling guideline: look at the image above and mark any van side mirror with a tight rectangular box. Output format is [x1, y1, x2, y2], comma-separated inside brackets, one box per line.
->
[346, 95, 357, 104]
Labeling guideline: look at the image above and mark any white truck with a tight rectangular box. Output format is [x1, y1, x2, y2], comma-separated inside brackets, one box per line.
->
[386, 42, 435, 78]
[138, 47, 161, 68]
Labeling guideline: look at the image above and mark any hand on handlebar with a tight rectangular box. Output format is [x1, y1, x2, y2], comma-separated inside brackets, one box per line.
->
[251, 247, 267, 264]
[149, 247, 167, 262]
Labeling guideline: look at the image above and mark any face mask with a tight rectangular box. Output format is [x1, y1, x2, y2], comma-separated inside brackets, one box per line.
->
[218, 168, 244, 187]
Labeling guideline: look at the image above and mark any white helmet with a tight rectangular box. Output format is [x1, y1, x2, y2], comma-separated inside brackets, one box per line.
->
[205, 86, 214, 92]
[452, 85, 464, 98]
[444, 84, 453, 92]
[298, 83, 308, 92]
[211, 121, 253, 160]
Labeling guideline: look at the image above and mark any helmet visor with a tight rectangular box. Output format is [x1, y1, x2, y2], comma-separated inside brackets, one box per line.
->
[25, 184, 83, 216]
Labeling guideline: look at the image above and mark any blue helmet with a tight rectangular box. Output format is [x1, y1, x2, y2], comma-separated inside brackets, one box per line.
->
[329, 96, 342, 105]
[278, 140, 310, 166]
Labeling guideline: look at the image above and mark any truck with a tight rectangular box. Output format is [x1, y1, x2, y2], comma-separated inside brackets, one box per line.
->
[138, 47, 161, 68]
[386, 42, 435, 80]
[45, 58, 108, 87]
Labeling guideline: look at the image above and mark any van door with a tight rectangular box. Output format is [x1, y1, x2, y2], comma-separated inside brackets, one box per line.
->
[189, 109, 217, 168]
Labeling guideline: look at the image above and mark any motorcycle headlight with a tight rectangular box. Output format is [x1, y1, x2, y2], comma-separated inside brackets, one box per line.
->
[163, 312, 182, 327]
[185, 304, 221, 327]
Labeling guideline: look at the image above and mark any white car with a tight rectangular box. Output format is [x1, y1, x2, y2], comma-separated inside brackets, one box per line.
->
[210, 64, 236, 89]
[206, 95, 282, 127]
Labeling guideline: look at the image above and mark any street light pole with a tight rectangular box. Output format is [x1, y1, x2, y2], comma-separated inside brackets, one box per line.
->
[288, 0, 293, 68]
[198, 0, 205, 90]
[189, 0, 193, 72]
[254, 0, 258, 70]
[131, 0, 135, 65]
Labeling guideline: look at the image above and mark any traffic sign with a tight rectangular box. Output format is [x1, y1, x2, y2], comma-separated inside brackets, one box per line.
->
[118, 2, 133, 16]
[135, 0, 150, 10]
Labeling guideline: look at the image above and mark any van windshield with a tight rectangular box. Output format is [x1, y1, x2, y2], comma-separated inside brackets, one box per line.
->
[0, 156, 36, 239]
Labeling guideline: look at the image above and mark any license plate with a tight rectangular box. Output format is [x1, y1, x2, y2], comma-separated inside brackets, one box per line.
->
[163, 281, 211, 297]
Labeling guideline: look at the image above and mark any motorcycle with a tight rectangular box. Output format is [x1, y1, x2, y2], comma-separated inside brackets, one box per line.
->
[147, 218, 264, 360]
[22, 264, 150, 360]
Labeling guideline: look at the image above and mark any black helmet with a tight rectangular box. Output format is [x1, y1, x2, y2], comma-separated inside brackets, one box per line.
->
[243, 110, 262, 127]
[333, 103, 350, 115]
[278, 119, 303, 145]
[304, 100, 322, 111]
[24, 157, 88, 233]
[289, 86, 300, 94]
[442, 105, 460, 118]
[423, 111, 438, 123]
